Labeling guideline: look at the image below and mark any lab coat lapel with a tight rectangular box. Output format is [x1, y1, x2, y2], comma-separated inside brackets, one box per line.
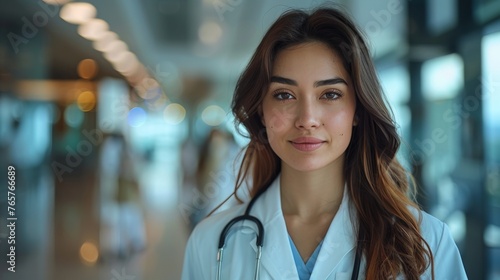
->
[246, 177, 358, 279]
[310, 188, 357, 279]
[248, 176, 300, 279]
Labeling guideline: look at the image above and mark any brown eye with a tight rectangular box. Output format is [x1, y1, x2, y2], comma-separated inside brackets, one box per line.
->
[273, 91, 294, 100]
[321, 91, 342, 100]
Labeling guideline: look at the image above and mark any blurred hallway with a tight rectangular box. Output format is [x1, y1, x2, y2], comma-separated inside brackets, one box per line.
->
[2, 146, 190, 280]
[1, 0, 500, 279]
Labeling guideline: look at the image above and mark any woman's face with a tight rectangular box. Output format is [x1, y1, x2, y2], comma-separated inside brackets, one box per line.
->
[261, 41, 357, 173]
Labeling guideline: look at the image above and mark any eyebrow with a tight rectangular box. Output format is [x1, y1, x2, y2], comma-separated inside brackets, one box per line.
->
[270, 76, 348, 87]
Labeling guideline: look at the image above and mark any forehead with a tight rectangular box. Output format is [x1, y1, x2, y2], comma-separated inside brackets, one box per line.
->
[271, 41, 350, 81]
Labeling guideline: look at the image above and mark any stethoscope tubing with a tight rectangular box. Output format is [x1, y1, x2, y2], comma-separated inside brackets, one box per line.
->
[216, 187, 362, 280]
[216, 213, 264, 280]
[218, 215, 264, 248]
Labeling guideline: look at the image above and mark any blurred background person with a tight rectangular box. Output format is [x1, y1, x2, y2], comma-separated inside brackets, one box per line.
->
[189, 127, 241, 227]
[99, 132, 147, 261]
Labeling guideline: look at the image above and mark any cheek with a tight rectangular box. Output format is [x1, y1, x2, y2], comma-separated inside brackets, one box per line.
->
[324, 110, 356, 134]
[263, 104, 295, 133]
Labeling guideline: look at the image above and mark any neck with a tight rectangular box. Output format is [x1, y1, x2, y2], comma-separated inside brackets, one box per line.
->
[280, 159, 345, 219]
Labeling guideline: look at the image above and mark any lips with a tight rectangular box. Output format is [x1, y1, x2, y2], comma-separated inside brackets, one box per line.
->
[289, 137, 325, 152]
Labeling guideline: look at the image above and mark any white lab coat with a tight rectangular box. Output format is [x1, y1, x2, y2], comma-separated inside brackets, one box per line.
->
[182, 175, 468, 280]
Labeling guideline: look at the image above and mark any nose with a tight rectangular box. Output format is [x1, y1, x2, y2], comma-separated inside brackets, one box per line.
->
[294, 98, 321, 129]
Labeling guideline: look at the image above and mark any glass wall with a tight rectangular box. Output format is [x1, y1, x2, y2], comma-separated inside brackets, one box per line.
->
[482, 28, 500, 280]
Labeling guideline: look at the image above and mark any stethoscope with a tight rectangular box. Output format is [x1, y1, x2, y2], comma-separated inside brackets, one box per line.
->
[216, 187, 363, 280]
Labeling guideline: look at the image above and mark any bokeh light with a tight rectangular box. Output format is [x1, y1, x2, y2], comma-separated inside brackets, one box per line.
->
[111, 52, 139, 73]
[163, 103, 186, 125]
[100, 39, 128, 55]
[64, 103, 84, 127]
[201, 105, 226, 126]
[145, 92, 168, 111]
[103, 41, 129, 63]
[60, 2, 96, 24]
[77, 59, 98, 79]
[92, 31, 118, 52]
[79, 241, 99, 265]
[127, 107, 147, 127]
[126, 66, 149, 84]
[76, 91, 96, 112]
[198, 21, 222, 45]
[135, 78, 161, 100]
[78, 18, 109, 41]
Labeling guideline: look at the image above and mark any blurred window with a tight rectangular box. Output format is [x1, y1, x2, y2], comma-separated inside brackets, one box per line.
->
[475, 0, 500, 23]
[422, 53, 464, 101]
[426, 0, 458, 35]
[419, 53, 465, 244]
[419, 53, 464, 180]
[97, 78, 129, 134]
[482, 28, 500, 279]
[482, 30, 500, 166]
[378, 65, 411, 168]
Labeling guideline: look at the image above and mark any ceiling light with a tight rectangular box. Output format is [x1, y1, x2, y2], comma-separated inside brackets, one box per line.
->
[78, 18, 109, 41]
[92, 31, 118, 52]
[126, 66, 149, 84]
[106, 51, 137, 65]
[112, 52, 139, 72]
[135, 78, 160, 100]
[102, 40, 128, 62]
[60, 2, 96, 24]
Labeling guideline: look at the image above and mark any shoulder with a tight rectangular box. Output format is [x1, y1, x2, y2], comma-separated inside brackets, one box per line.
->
[411, 208, 468, 278]
[182, 203, 248, 279]
[409, 207, 449, 247]
[417, 210, 446, 239]
[188, 203, 248, 244]
[182, 203, 248, 278]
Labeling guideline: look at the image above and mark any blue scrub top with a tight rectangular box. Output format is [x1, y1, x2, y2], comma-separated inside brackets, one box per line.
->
[288, 236, 324, 280]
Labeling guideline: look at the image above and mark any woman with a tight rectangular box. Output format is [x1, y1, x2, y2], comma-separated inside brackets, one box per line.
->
[182, 6, 468, 280]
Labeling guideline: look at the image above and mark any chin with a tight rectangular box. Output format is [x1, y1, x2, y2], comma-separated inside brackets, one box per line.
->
[285, 162, 330, 173]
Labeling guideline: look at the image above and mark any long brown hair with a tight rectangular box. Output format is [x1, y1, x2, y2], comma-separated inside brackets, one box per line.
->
[230, 6, 433, 280]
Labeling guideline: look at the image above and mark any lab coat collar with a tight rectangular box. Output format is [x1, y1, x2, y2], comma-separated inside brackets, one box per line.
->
[311, 182, 357, 279]
[249, 174, 358, 279]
